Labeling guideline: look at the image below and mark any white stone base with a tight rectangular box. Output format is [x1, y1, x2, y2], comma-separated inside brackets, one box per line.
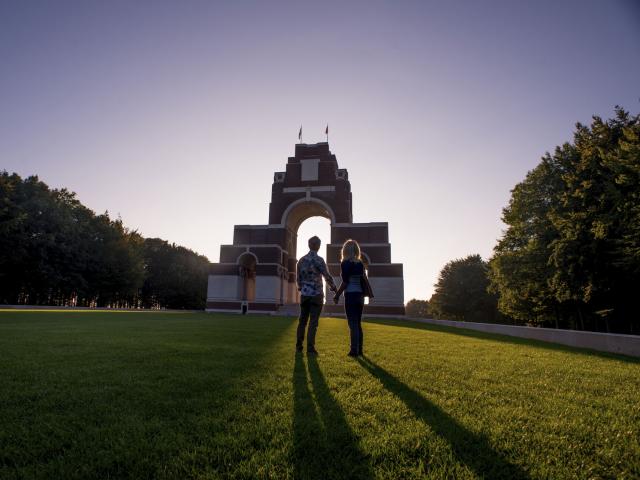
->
[367, 277, 404, 306]
[207, 275, 240, 301]
[255, 275, 282, 303]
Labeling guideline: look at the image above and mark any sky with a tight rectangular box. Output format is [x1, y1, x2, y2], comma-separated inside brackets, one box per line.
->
[1, 0, 639, 301]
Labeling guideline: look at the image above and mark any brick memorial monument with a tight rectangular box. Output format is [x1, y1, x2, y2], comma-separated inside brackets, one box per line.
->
[206, 142, 405, 315]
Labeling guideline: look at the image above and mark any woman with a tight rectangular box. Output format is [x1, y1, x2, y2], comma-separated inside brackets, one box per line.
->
[333, 239, 373, 357]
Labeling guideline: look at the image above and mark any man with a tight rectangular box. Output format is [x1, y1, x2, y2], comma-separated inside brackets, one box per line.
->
[296, 236, 337, 354]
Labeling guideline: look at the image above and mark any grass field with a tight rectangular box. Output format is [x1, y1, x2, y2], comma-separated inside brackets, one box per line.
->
[0, 311, 638, 479]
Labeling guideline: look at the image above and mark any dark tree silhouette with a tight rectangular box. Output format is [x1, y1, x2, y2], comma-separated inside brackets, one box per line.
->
[0, 172, 209, 309]
[429, 254, 501, 323]
[405, 298, 430, 317]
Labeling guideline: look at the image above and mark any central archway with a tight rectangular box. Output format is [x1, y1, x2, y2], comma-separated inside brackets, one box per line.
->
[295, 215, 332, 303]
[237, 252, 257, 302]
[281, 196, 336, 232]
[281, 197, 336, 264]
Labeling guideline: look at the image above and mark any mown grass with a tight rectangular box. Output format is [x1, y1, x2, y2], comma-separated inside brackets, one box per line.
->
[0, 311, 638, 479]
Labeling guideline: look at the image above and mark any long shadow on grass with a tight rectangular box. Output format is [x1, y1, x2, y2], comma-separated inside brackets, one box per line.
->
[357, 356, 530, 480]
[292, 354, 373, 480]
[364, 318, 640, 364]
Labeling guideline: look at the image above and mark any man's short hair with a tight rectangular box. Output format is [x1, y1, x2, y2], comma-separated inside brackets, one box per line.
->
[308, 236, 321, 251]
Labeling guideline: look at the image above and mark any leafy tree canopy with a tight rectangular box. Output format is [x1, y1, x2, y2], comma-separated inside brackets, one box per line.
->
[405, 298, 430, 318]
[0, 172, 209, 309]
[429, 254, 500, 323]
[489, 107, 640, 333]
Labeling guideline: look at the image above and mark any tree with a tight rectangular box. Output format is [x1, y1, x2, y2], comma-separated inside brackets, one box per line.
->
[429, 254, 500, 323]
[489, 107, 640, 333]
[405, 298, 430, 317]
[140, 238, 210, 310]
[0, 172, 209, 309]
[486, 155, 563, 327]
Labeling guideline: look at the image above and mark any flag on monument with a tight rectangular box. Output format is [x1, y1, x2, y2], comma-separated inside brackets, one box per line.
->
[325, 125, 328, 135]
[298, 126, 302, 141]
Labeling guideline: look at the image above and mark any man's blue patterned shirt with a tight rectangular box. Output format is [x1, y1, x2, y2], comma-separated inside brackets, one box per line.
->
[296, 250, 336, 297]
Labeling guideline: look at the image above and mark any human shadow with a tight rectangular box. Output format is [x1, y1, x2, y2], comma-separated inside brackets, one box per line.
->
[357, 356, 530, 479]
[291, 354, 373, 479]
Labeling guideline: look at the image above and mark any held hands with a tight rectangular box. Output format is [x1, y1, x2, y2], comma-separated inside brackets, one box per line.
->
[329, 282, 340, 303]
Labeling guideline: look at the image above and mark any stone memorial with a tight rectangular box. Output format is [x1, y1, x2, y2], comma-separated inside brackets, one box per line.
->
[206, 142, 405, 315]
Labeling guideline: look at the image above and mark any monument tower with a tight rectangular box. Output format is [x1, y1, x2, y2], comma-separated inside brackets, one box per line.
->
[206, 142, 405, 315]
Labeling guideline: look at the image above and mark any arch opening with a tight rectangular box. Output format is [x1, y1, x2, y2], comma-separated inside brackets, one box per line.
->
[294, 215, 332, 304]
[283, 198, 335, 262]
[281, 197, 336, 232]
[237, 252, 256, 302]
[296, 216, 332, 264]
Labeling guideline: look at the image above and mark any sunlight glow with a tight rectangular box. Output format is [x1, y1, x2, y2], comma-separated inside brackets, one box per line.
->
[296, 216, 331, 262]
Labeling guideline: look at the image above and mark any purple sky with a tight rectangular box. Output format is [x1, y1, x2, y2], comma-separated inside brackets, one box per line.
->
[2, 0, 639, 301]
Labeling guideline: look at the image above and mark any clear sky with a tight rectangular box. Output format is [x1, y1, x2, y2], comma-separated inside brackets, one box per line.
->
[1, 0, 639, 301]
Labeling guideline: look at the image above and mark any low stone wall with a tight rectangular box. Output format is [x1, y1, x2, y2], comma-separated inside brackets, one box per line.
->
[406, 317, 640, 358]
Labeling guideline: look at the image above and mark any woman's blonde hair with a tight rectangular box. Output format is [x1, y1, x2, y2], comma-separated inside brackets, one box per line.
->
[341, 239, 361, 262]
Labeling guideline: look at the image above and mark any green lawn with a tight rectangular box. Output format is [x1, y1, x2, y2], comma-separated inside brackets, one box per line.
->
[0, 311, 638, 479]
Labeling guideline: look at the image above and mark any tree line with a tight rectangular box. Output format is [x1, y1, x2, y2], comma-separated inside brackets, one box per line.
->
[408, 107, 640, 334]
[0, 172, 209, 309]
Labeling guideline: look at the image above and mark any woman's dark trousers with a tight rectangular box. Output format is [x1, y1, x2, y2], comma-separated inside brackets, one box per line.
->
[344, 293, 364, 354]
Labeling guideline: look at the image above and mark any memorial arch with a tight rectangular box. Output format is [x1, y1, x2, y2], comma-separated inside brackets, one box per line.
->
[206, 142, 405, 315]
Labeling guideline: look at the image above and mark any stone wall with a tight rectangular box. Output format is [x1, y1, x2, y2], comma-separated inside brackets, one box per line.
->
[407, 318, 640, 358]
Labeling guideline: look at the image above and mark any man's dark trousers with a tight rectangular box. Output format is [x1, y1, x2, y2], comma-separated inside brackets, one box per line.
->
[297, 294, 324, 350]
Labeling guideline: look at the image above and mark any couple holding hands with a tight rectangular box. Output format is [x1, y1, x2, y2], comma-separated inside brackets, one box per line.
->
[295, 236, 374, 357]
